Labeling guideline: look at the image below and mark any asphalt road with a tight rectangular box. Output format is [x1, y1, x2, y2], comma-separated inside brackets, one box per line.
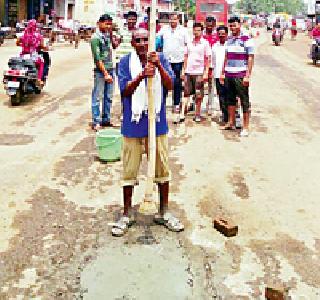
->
[0, 31, 319, 299]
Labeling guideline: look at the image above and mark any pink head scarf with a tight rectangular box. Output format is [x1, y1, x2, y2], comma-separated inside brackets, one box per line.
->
[21, 19, 42, 54]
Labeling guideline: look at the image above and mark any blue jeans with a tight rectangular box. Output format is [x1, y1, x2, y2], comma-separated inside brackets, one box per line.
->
[91, 70, 114, 125]
[171, 62, 183, 106]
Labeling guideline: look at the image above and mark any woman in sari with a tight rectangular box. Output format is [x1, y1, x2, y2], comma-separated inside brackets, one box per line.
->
[16, 20, 46, 85]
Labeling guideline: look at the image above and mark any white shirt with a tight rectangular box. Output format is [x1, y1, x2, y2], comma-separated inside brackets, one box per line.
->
[212, 41, 226, 79]
[157, 25, 188, 63]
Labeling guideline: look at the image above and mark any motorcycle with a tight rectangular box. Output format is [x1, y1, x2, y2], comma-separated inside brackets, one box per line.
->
[3, 55, 46, 106]
[272, 28, 282, 46]
[310, 38, 320, 65]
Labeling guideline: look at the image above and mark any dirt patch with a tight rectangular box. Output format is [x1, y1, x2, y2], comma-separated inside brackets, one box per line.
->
[228, 171, 250, 200]
[168, 134, 190, 193]
[291, 130, 312, 144]
[251, 115, 268, 133]
[54, 136, 95, 186]
[14, 95, 62, 126]
[13, 85, 90, 127]
[197, 188, 235, 224]
[249, 233, 320, 289]
[54, 154, 94, 187]
[0, 186, 119, 298]
[225, 240, 243, 272]
[59, 112, 90, 137]
[221, 129, 241, 142]
[0, 134, 34, 146]
[53, 136, 122, 192]
[60, 86, 90, 102]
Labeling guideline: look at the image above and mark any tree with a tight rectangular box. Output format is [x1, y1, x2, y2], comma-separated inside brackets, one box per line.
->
[236, 0, 305, 15]
[173, 0, 195, 18]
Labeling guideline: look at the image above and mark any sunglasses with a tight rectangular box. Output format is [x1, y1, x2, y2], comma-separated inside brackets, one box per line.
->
[135, 37, 148, 43]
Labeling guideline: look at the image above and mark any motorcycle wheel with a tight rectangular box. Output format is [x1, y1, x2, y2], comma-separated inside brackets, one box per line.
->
[34, 86, 42, 94]
[10, 89, 23, 106]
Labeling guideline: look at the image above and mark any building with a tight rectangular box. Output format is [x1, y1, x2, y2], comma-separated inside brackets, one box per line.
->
[74, 0, 117, 25]
[0, 0, 55, 26]
[0, 0, 173, 27]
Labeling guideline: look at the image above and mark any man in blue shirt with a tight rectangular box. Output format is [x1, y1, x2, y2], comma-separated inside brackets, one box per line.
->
[112, 29, 184, 236]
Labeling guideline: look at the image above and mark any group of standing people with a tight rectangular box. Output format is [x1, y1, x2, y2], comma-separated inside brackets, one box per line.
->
[156, 14, 255, 137]
[89, 12, 255, 236]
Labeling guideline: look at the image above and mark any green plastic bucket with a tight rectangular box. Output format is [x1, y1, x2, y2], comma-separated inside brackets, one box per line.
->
[96, 128, 122, 162]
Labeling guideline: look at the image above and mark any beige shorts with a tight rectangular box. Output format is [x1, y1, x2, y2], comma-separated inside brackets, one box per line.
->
[122, 134, 171, 186]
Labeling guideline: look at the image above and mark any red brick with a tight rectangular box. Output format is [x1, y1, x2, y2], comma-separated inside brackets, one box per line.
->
[213, 218, 238, 237]
[265, 286, 288, 300]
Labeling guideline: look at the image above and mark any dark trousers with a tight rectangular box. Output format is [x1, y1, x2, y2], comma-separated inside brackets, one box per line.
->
[215, 78, 228, 122]
[170, 62, 183, 106]
[39, 51, 51, 81]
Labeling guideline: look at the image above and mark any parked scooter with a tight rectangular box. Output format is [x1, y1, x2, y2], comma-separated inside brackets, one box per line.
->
[272, 28, 282, 46]
[310, 38, 320, 65]
[3, 55, 46, 106]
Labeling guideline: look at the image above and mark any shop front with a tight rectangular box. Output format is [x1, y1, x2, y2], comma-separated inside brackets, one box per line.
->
[5, 0, 19, 26]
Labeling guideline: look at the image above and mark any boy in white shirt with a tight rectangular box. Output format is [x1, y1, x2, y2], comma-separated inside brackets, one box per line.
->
[212, 25, 228, 123]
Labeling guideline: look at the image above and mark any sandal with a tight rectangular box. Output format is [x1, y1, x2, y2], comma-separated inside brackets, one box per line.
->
[154, 212, 184, 232]
[109, 216, 134, 237]
[193, 116, 201, 123]
[221, 123, 236, 130]
[173, 117, 185, 124]
[92, 124, 101, 132]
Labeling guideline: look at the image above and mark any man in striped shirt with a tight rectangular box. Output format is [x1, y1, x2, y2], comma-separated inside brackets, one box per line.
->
[220, 16, 254, 137]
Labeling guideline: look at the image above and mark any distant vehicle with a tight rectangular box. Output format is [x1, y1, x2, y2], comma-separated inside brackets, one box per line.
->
[195, 0, 228, 24]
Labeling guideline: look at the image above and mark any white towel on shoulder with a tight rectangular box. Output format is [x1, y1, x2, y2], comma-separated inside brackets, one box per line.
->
[129, 51, 162, 123]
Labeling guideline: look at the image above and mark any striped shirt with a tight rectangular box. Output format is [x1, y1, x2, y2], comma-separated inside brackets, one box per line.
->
[225, 34, 254, 78]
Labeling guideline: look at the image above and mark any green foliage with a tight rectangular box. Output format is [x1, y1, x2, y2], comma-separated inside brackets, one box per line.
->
[173, 0, 195, 18]
[236, 0, 305, 15]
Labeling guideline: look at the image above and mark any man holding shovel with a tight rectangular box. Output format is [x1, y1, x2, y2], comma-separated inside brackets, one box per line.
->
[112, 29, 184, 236]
